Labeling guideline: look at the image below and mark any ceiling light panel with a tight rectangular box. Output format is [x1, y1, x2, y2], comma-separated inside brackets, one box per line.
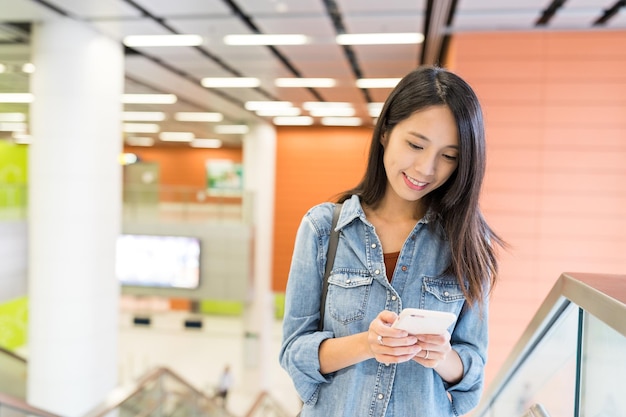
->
[122, 111, 166, 121]
[214, 125, 249, 134]
[123, 34, 204, 47]
[275, 78, 337, 88]
[201, 77, 261, 88]
[159, 132, 195, 142]
[174, 112, 224, 122]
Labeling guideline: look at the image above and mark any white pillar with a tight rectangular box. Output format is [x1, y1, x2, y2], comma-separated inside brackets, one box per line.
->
[242, 122, 276, 392]
[27, 17, 123, 416]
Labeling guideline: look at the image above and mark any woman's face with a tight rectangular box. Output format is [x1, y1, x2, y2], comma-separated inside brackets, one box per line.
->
[382, 105, 459, 204]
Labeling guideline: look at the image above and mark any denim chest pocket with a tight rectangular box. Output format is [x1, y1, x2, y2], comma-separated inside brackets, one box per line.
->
[327, 271, 373, 324]
[422, 275, 465, 314]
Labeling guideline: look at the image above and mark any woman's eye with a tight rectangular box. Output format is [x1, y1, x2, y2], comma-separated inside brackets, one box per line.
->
[443, 154, 458, 161]
[408, 142, 423, 150]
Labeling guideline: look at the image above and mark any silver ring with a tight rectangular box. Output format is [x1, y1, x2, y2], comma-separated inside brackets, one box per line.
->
[424, 350, 430, 359]
[377, 335, 384, 346]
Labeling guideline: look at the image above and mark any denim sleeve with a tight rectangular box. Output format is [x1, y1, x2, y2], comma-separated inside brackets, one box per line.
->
[279, 208, 335, 404]
[445, 299, 489, 416]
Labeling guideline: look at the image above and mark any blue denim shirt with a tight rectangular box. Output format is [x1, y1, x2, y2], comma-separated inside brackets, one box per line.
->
[280, 195, 488, 417]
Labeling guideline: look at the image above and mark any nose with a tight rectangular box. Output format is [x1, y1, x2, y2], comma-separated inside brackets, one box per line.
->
[415, 150, 437, 178]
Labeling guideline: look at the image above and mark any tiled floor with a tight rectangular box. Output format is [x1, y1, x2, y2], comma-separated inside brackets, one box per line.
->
[118, 310, 301, 416]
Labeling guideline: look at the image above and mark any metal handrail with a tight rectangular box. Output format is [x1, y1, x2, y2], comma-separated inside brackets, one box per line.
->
[244, 391, 292, 417]
[0, 346, 27, 363]
[0, 392, 62, 417]
[474, 272, 626, 416]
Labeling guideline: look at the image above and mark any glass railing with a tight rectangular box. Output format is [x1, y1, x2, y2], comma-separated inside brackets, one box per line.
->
[473, 272, 626, 417]
[123, 185, 247, 224]
[0, 365, 291, 417]
[83, 366, 234, 417]
[0, 183, 250, 224]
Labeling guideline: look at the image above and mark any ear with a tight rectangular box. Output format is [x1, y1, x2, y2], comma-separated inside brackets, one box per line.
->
[380, 132, 388, 148]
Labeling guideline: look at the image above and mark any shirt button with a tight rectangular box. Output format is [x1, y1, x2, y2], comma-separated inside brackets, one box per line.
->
[346, 279, 351, 284]
[401, 266, 407, 271]
[377, 393, 384, 400]
[391, 296, 397, 301]
[374, 269, 380, 275]
[444, 291, 449, 296]
[371, 243, 377, 249]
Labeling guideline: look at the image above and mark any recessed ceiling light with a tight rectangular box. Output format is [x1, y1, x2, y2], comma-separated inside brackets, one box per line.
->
[214, 125, 249, 134]
[123, 123, 160, 133]
[21, 63, 35, 73]
[368, 102, 384, 117]
[174, 112, 223, 122]
[123, 34, 203, 47]
[191, 138, 222, 148]
[159, 132, 195, 142]
[336, 33, 424, 45]
[224, 34, 309, 45]
[356, 78, 401, 89]
[201, 77, 261, 88]
[303, 102, 353, 111]
[308, 107, 356, 117]
[275, 78, 336, 88]
[272, 116, 314, 126]
[321, 117, 363, 126]
[122, 94, 177, 104]
[122, 112, 166, 122]
[244, 101, 294, 111]
[255, 107, 302, 117]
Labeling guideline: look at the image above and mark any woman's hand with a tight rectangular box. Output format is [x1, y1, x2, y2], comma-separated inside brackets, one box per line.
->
[368, 310, 422, 364]
[411, 331, 452, 368]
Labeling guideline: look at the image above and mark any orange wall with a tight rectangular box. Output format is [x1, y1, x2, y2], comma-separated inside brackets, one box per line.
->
[271, 31, 626, 389]
[451, 30, 626, 386]
[272, 126, 372, 291]
[123, 145, 242, 188]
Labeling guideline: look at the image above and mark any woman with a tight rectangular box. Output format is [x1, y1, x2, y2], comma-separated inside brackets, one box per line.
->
[279, 66, 505, 417]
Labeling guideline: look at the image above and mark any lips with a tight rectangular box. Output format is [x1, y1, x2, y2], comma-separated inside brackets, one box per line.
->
[404, 173, 428, 188]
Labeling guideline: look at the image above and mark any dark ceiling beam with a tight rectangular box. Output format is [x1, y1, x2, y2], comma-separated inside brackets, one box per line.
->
[420, 0, 455, 66]
[535, 0, 569, 26]
[321, 0, 372, 103]
[593, 0, 626, 26]
[436, 0, 459, 67]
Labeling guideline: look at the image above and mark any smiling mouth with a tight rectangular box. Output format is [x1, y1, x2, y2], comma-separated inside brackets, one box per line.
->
[405, 174, 428, 187]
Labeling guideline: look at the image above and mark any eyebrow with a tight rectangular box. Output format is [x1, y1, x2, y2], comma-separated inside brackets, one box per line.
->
[408, 131, 459, 149]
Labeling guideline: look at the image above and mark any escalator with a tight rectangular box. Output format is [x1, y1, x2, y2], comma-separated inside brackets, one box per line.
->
[2, 272, 623, 417]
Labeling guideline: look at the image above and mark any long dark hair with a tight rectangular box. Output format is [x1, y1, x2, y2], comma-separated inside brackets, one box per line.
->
[338, 65, 505, 307]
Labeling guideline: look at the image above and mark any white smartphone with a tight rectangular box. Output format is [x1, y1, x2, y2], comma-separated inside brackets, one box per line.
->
[392, 308, 457, 335]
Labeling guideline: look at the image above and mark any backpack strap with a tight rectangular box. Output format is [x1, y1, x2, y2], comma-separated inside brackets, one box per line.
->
[318, 203, 342, 331]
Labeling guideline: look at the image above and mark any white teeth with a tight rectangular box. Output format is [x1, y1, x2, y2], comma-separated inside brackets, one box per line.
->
[406, 175, 427, 186]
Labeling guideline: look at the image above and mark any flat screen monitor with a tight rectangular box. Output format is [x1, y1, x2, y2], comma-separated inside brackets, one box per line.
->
[116, 234, 201, 289]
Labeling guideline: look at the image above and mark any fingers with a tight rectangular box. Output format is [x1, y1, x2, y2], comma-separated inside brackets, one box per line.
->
[412, 333, 452, 368]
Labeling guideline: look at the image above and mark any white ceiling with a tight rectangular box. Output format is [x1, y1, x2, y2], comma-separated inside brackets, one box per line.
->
[0, 0, 624, 148]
